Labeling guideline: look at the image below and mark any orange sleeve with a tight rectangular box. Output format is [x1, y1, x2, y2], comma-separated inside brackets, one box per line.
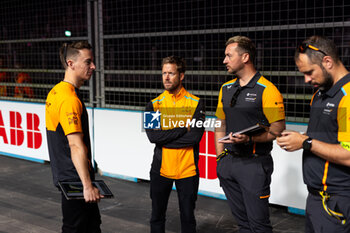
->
[338, 94, 350, 142]
[215, 86, 225, 119]
[59, 97, 83, 135]
[262, 84, 285, 123]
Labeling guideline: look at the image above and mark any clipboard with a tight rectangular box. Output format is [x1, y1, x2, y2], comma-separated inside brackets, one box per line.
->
[218, 123, 266, 142]
[58, 180, 114, 200]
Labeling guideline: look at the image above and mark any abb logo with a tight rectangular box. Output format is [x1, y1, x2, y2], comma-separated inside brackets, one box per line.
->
[0, 110, 42, 149]
[198, 131, 217, 179]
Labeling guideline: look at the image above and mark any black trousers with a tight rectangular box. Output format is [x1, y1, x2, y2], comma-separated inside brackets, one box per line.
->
[61, 193, 101, 233]
[217, 154, 273, 233]
[150, 172, 199, 233]
[305, 192, 350, 233]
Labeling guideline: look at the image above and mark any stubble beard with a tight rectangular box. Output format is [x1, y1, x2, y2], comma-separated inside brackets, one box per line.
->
[319, 65, 334, 91]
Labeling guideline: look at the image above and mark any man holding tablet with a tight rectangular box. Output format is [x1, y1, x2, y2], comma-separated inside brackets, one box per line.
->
[46, 41, 103, 233]
[214, 36, 285, 233]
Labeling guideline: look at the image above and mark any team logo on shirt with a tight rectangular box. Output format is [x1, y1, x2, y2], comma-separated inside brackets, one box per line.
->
[143, 110, 161, 129]
[66, 112, 79, 125]
[246, 93, 257, 97]
[326, 102, 335, 108]
[245, 92, 257, 102]
[68, 116, 78, 125]
[323, 102, 335, 115]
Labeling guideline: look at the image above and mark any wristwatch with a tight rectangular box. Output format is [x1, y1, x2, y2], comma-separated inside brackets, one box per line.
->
[302, 137, 313, 151]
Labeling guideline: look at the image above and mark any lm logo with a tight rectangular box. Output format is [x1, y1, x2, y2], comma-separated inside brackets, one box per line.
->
[0, 111, 42, 149]
[143, 110, 161, 129]
[198, 131, 217, 179]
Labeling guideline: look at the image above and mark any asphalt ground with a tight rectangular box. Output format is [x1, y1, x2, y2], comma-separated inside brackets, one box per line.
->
[0, 155, 305, 233]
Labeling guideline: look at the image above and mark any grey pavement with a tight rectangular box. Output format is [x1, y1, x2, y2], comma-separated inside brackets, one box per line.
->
[0, 155, 305, 233]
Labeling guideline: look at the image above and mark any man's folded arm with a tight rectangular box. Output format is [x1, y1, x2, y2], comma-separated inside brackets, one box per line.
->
[162, 99, 205, 148]
[145, 101, 187, 145]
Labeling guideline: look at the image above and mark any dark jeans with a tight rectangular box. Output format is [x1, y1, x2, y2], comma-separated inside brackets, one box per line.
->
[217, 154, 273, 233]
[61, 193, 101, 233]
[150, 172, 199, 233]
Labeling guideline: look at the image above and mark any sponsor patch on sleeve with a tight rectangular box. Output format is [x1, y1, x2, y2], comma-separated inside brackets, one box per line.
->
[340, 141, 350, 152]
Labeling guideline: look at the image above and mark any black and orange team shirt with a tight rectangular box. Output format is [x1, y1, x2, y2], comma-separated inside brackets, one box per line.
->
[216, 72, 285, 155]
[304, 73, 350, 195]
[45, 81, 93, 187]
[145, 87, 205, 180]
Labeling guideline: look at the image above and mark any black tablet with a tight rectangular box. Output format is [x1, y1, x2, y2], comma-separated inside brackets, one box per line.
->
[58, 180, 114, 200]
[218, 123, 266, 141]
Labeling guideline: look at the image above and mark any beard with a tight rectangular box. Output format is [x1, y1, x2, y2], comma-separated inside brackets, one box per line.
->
[227, 63, 244, 75]
[164, 83, 179, 92]
[319, 65, 334, 91]
[163, 79, 181, 93]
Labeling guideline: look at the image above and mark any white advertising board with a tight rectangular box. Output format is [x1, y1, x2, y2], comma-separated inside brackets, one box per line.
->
[93, 109, 154, 181]
[270, 124, 308, 210]
[0, 101, 94, 163]
[93, 109, 308, 209]
[0, 101, 48, 162]
[0, 102, 308, 210]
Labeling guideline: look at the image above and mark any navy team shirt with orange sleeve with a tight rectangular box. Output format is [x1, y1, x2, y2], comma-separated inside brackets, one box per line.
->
[216, 72, 285, 155]
[304, 73, 350, 195]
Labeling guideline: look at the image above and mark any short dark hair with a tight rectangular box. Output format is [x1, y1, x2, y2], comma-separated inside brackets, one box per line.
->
[59, 41, 92, 69]
[295, 36, 340, 65]
[161, 56, 186, 74]
[226, 36, 256, 63]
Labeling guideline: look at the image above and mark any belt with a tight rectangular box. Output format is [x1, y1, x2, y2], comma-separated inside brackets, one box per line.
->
[216, 148, 268, 162]
[307, 186, 322, 196]
[307, 186, 346, 224]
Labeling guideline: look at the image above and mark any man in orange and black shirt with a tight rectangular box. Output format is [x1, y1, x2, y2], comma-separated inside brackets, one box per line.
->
[46, 41, 102, 233]
[215, 36, 285, 233]
[278, 36, 350, 233]
[145, 56, 205, 233]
